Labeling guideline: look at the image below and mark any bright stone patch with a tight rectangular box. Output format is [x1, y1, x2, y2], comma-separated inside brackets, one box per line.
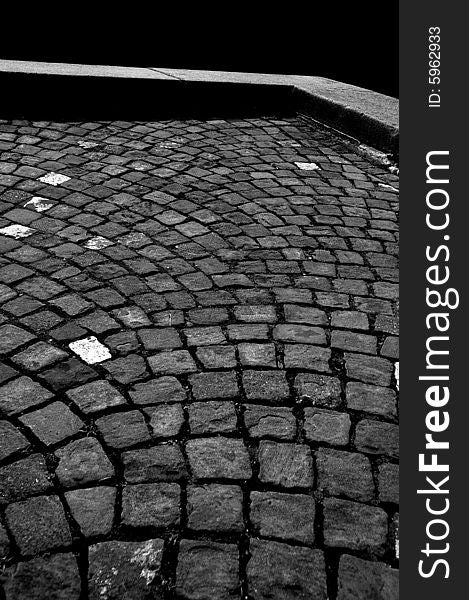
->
[279, 140, 301, 147]
[38, 172, 71, 186]
[118, 232, 147, 247]
[394, 362, 399, 390]
[24, 197, 54, 212]
[77, 140, 99, 148]
[69, 336, 112, 364]
[84, 236, 114, 250]
[0, 224, 36, 239]
[378, 183, 399, 192]
[294, 162, 320, 171]
[395, 522, 399, 559]
[159, 141, 181, 149]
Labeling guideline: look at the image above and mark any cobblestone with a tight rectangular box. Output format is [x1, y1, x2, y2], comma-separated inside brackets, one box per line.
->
[123, 444, 187, 483]
[346, 381, 397, 418]
[19, 401, 83, 445]
[283, 343, 331, 371]
[146, 403, 185, 437]
[244, 405, 296, 439]
[196, 344, 236, 369]
[0, 375, 53, 415]
[96, 410, 151, 448]
[345, 353, 394, 386]
[258, 441, 314, 489]
[242, 369, 290, 403]
[0, 113, 398, 597]
[189, 370, 238, 399]
[0, 324, 35, 354]
[175, 540, 239, 599]
[188, 401, 238, 434]
[88, 539, 164, 600]
[187, 484, 244, 533]
[247, 539, 327, 599]
[148, 349, 197, 374]
[11, 341, 68, 370]
[238, 342, 277, 367]
[6, 495, 72, 555]
[304, 408, 351, 445]
[355, 419, 399, 458]
[130, 376, 186, 405]
[66, 379, 126, 413]
[55, 437, 115, 487]
[323, 497, 388, 555]
[65, 486, 116, 538]
[0, 454, 53, 504]
[250, 491, 316, 543]
[187, 437, 251, 480]
[316, 448, 374, 501]
[39, 357, 98, 390]
[337, 554, 399, 599]
[378, 462, 400, 504]
[1, 554, 81, 600]
[0, 421, 29, 461]
[102, 353, 148, 384]
[294, 373, 342, 408]
[121, 483, 180, 530]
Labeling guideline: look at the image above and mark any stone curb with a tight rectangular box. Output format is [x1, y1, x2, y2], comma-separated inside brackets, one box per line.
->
[0, 60, 399, 156]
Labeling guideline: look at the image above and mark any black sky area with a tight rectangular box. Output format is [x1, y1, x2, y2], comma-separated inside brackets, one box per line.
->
[0, 4, 398, 97]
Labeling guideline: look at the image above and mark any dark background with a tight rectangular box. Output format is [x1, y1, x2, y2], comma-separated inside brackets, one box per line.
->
[0, 4, 398, 97]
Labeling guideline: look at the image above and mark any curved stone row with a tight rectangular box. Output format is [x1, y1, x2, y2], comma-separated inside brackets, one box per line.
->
[0, 115, 398, 599]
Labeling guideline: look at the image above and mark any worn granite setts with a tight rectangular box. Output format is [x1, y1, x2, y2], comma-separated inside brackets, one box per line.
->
[0, 114, 398, 599]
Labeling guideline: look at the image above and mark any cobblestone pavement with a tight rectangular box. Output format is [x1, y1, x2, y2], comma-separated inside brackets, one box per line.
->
[0, 114, 399, 599]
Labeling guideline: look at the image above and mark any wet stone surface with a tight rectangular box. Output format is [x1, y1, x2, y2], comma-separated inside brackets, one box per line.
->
[0, 114, 398, 598]
[88, 539, 165, 599]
